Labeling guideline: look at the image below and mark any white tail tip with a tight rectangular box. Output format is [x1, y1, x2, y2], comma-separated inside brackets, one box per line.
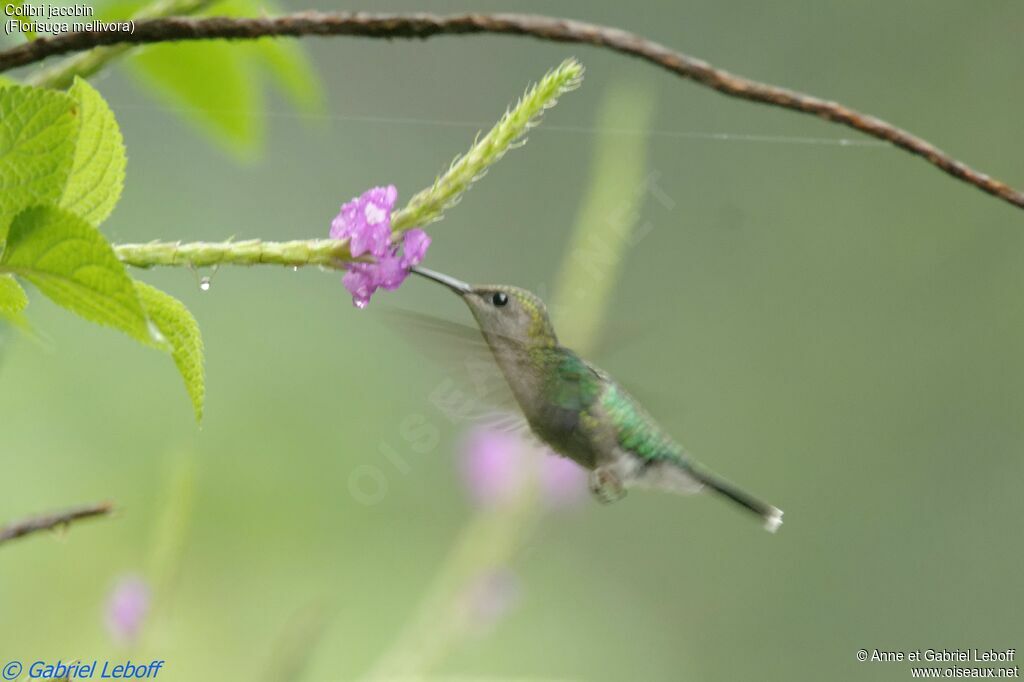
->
[763, 507, 784, 533]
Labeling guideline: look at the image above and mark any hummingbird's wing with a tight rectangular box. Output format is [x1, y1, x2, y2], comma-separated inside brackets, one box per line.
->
[375, 309, 532, 434]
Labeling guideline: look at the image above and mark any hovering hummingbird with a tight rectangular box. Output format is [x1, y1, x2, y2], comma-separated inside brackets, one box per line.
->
[410, 266, 783, 532]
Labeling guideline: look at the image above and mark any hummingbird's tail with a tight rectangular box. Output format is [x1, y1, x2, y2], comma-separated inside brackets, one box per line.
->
[687, 466, 784, 533]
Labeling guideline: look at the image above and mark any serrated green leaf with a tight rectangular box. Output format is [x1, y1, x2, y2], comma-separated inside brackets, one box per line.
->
[60, 78, 126, 226]
[0, 273, 27, 316]
[134, 281, 205, 421]
[0, 205, 153, 343]
[0, 274, 34, 340]
[0, 86, 78, 235]
[127, 41, 263, 158]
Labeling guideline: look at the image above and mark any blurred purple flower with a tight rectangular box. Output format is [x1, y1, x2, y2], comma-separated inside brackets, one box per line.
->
[460, 427, 587, 509]
[460, 428, 526, 507]
[539, 454, 587, 508]
[329, 186, 431, 308]
[463, 568, 522, 634]
[105, 574, 150, 645]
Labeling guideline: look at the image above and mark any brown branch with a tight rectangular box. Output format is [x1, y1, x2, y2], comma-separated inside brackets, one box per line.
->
[1, 12, 1020, 211]
[0, 501, 114, 545]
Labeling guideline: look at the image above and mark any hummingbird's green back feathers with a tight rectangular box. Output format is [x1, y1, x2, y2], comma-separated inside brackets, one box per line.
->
[545, 350, 603, 413]
[540, 348, 783, 530]
[543, 349, 688, 464]
[597, 379, 687, 464]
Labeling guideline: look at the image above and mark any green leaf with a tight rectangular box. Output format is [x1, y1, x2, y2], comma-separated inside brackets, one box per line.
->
[0, 274, 27, 316]
[106, 0, 319, 158]
[0, 86, 78, 236]
[251, 38, 324, 115]
[0, 274, 34, 339]
[12, 1, 37, 40]
[135, 281, 205, 421]
[126, 41, 263, 158]
[0, 205, 154, 344]
[60, 78, 127, 226]
[211, 0, 323, 114]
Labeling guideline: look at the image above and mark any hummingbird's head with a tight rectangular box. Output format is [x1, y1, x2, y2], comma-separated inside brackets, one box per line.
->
[411, 266, 557, 347]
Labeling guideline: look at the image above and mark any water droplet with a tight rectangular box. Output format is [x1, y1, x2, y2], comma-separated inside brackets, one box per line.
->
[354, 299, 368, 309]
[199, 277, 211, 292]
[147, 320, 167, 346]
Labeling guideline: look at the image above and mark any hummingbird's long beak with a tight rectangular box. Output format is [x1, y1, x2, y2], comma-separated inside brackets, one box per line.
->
[410, 266, 471, 295]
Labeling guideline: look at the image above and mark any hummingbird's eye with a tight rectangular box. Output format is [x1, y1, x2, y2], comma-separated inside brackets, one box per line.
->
[491, 292, 509, 307]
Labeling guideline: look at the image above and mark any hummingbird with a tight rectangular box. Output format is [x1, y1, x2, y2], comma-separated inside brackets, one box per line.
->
[410, 266, 783, 532]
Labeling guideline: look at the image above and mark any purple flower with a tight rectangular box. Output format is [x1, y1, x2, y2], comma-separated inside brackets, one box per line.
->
[105, 574, 150, 645]
[462, 568, 522, 634]
[460, 428, 527, 506]
[329, 185, 397, 257]
[539, 454, 587, 508]
[460, 427, 587, 509]
[401, 229, 431, 267]
[330, 186, 431, 308]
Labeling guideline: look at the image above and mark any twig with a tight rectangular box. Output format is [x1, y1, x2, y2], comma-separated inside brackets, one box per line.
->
[0, 12, 1020, 211]
[0, 501, 114, 545]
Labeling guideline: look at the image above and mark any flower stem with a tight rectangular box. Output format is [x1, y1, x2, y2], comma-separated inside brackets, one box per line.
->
[391, 58, 583, 232]
[113, 60, 583, 272]
[114, 239, 353, 269]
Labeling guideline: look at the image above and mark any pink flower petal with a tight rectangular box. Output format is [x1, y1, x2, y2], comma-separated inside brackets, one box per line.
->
[342, 266, 376, 309]
[464, 568, 522, 634]
[330, 186, 431, 307]
[539, 454, 587, 508]
[376, 255, 408, 291]
[401, 229, 432, 268]
[105, 575, 150, 644]
[460, 428, 526, 506]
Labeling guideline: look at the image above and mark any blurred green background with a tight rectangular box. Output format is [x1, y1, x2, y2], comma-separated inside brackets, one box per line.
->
[2, 1, 1023, 680]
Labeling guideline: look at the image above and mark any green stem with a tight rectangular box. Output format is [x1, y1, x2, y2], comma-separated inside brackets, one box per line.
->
[391, 59, 582, 232]
[114, 239, 353, 269]
[113, 60, 584, 272]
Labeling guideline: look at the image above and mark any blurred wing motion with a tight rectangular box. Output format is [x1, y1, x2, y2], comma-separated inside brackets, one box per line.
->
[376, 309, 530, 434]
